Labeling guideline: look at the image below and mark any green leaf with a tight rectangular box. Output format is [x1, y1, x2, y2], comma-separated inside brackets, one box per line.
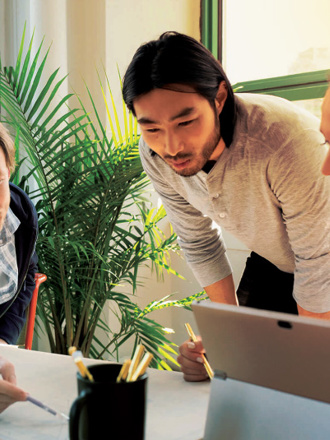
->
[0, 26, 198, 367]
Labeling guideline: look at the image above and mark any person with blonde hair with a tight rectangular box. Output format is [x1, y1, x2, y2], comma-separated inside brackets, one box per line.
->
[0, 123, 37, 410]
[0, 123, 38, 345]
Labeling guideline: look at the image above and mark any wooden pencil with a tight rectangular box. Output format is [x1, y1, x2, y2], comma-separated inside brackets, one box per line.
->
[116, 359, 131, 382]
[130, 352, 153, 382]
[184, 323, 214, 380]
[126, 344, 145, 382]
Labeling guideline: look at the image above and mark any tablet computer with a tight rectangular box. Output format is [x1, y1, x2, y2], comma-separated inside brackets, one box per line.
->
[192, 301, 330, 403]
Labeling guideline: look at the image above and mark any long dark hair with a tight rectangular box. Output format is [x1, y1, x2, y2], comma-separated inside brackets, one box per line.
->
[122, 31, 236, 147]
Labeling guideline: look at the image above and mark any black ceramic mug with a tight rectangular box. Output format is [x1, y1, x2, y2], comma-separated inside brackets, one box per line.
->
[69, 363, 147, 440]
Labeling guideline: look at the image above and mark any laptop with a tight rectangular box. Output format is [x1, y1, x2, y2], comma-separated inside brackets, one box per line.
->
[192, 301, 330, 440]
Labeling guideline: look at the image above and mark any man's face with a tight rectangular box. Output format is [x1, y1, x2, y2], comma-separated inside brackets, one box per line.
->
[320, 87, 330, 175]
[134, 83, 227, 177]
[0, 148, 10, 231]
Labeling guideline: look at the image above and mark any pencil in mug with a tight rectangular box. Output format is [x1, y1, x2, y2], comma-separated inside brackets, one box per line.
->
[116, 345, 153, 382]
[116, 359, 131, 383]
[126, 344, 145, 382]
[130, 352, 153, 382]
[68, 346, 94, 382]
[184, 322, 214, 380]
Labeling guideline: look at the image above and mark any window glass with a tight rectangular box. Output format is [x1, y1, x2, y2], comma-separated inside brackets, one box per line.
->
[294, 98, 323, 119]
[223, 0, 330, 85]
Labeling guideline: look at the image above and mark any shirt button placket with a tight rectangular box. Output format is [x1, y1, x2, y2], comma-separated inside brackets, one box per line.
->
[210, 193, 227, 220]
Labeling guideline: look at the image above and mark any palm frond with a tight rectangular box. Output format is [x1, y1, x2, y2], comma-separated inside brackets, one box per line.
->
[1, 27, 201, 369]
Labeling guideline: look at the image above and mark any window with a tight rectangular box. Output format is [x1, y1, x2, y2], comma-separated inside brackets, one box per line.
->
[200, 0, 329, 283]
[201, 0, 330, 116]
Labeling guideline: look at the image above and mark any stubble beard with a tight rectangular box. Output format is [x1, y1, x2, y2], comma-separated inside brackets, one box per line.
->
[166, 118, 221, 177]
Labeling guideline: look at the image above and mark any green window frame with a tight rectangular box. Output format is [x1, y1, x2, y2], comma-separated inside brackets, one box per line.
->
[233, 69, 329, 102]
[201, 0, 221, 61]
[201, 0, 329, 102]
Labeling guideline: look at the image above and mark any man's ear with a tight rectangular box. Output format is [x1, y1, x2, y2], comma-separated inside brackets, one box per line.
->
[214, 81, 228, 116]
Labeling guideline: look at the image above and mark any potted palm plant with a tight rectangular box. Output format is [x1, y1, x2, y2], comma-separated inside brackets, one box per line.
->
[0, 27, 206, 366]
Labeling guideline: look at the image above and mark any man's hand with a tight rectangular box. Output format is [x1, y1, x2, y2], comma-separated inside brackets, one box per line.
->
[0, 356, 27, 413]
[177, 336, 210, 382]
[177, 276, 237, 382]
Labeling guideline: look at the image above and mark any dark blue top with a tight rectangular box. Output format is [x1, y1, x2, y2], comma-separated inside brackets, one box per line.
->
[0, 183, 38, 344]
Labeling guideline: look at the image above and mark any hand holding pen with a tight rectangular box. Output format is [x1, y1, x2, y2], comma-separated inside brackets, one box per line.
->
[0, 355, 26, 413]
[0, 377, 27, 413]
[0, 375, 68, 419]
[0, 355, 68, 419]
[184, 323, 214, 380]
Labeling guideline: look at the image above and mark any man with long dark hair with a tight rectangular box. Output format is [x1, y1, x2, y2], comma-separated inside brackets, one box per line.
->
[123, 32, 330, 381]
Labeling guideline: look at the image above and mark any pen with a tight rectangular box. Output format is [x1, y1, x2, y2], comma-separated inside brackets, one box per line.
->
[26, 395, 69, 420]
[184, 322, 214, 380]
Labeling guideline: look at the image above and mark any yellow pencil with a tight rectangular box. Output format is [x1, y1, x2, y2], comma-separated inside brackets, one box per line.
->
[127, 345, 145, 382]
[116, 359, 131, 383]
[68, 346, 94, 382]
[68, 346, 77, 356]
[184, 323, 214, 380]
[130, 352, 153, 382]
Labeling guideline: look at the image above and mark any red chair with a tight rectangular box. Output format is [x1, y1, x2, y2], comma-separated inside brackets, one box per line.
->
[25, 273, 47, 350]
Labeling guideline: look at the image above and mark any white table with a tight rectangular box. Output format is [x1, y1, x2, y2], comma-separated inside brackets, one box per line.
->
[0, 346, 210, 440]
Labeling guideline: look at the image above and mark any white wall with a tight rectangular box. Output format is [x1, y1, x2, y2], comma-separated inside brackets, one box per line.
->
[100, 0, 204, 361]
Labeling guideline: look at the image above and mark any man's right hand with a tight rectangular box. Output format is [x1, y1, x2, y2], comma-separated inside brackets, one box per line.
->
[177, 336, 210, 382]
[0, 356, 27, 413]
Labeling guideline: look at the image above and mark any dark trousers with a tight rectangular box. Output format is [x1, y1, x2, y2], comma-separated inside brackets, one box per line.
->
[236, 252, 298, 315]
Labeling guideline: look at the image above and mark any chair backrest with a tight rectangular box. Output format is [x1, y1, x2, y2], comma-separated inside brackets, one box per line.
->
[25, 273, 47, 350]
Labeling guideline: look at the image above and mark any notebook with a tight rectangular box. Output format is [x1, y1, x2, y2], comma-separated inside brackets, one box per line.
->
[192, 301, 330, 440]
